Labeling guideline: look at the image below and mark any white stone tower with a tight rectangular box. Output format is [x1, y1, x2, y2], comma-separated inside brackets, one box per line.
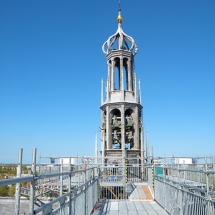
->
[100, 4, 144, 165]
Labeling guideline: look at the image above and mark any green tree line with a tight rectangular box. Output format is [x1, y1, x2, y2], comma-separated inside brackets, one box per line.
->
[0, 185, 16, 197]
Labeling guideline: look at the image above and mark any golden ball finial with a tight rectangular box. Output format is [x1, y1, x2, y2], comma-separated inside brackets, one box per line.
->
[117, 14, 123, 23]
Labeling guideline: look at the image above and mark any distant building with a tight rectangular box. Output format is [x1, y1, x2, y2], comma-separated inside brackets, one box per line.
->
[58, 157, 76, 165]
[173, 157, 193, 164]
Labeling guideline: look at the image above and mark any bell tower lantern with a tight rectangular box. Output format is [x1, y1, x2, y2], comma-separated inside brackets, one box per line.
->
[100, 4, 144, 164]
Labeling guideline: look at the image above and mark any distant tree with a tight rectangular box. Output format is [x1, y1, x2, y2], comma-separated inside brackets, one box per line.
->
[0, 186, 8, 197]
[8, 185, 16, 197]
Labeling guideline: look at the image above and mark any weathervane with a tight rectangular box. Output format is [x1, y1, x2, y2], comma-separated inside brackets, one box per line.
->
[117, 0, 123, 23]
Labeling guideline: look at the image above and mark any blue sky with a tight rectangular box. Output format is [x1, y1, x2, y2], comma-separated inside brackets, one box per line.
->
[0, 0, 214, 164]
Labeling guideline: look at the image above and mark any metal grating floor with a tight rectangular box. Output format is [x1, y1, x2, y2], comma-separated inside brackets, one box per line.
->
[100, 199, 169, 215]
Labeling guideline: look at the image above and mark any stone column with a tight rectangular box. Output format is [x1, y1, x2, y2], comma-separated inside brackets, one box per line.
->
[101, 79, 104, 105]
[106, 80, 109, 102]
[134, 106, 140, 149]
[127, 60, 132, 91]
[111, 59, 115, 91]
[134, 73, 137, 102]
[108, 60, 111, 91]
[131, 61, 134, 91]
[121, 105, 125, 158]
[106, 106, 112, 149]
[120, 57, 124, 91]
[120, 57, 124, 101]
[102, 130, 105, 165]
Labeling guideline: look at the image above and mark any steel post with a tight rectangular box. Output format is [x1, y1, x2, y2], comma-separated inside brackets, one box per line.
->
[69, 157, 72, 215]
[78, 164, 80, 187]
[84, 169, 87, 215]
[205, 156, 211, 215]
[60, 159, 63, 197]
[164, 166, 167, 210]
[95, 132, 98, 177]
[177, 162, 183, 215]
[140, 126, 144, 180]
[213, 156, 215, 191]
[14, 148, 23, 215]
[29, 148, 36, 215]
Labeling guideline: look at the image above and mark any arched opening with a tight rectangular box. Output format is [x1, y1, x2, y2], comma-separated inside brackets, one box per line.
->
[123, 66, 127, 90]
[125, 109, 133, 117]
[111, 109, 121, 128]
[114, 58, 120, 90]
[108, 60, 112, 91]
[131, 61, 134, 91]
[123, 58, 128, 90]
[111, 109, 121, 149]
[125, 109, 134, 149]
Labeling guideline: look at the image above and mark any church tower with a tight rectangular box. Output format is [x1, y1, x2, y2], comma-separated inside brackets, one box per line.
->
[100, 4, 144, 165]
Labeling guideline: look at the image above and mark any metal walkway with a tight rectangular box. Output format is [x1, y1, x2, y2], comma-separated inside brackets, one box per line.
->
[99, 199, 169, 215]
[95, 182, 169, 215]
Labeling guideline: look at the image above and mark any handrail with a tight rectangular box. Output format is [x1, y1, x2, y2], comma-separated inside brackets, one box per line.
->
[0, 176, 34, 186]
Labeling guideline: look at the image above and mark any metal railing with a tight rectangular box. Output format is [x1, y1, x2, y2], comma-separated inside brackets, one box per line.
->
[0, 149, 100, 215]
[99, 163, 147, 200]
[0, 149, 148, 214]
[153, 160, 215, 215]
[5, 149, 215, 215]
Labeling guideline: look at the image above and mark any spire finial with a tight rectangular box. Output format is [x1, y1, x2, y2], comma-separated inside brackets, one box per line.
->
[117, 0, 123, 23]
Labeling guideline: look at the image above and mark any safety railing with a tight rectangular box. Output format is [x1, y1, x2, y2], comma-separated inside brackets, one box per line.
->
[99, 164, 147, 200]
[153, 163, 215, 215]
[0, 148, 100, 215]
[0, 149, 149, 214]
[0, 169, 99, 215]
